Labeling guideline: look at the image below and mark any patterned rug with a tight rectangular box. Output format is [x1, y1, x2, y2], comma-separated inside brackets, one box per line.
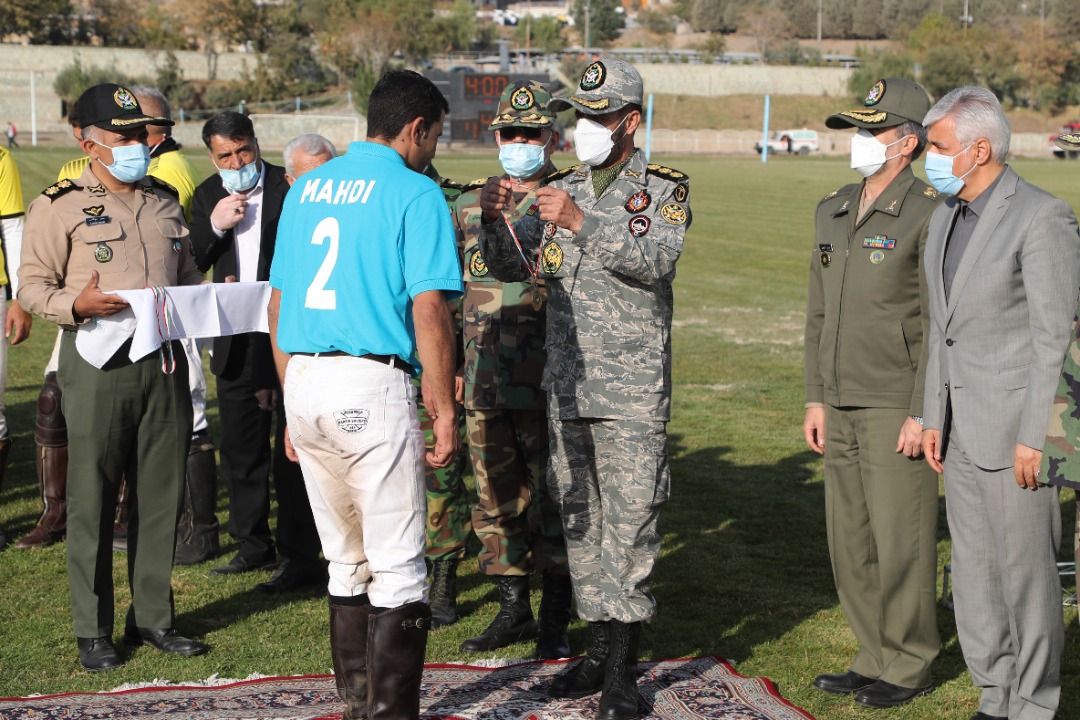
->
[0, 656, 815, 720]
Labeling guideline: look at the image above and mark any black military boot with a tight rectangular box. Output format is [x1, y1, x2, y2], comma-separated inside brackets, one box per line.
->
[549, 620, 609, 698]
[536, 571, 572, 659]
[428, 558, 459, 629]
[174, 431, 221, 566]
[329, 594, 373, 720]
[460, 575, 537, 652]
[17, 372, 68, 549]
[367, 601, 431, 720]
[597, 620, 642, 720]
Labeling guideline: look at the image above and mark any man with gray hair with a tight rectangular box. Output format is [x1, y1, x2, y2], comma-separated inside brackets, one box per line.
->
[283, 134, 337, 186]
[921, 86, 1078, 720]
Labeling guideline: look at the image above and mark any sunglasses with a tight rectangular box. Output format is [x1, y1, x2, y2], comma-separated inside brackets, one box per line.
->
[499, 127, 545, 141]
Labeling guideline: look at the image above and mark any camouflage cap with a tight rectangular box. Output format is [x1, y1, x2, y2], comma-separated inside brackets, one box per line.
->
[489, 80, 556, 130]
[548, 59, 644, 116]
[1054, 133, 1080, 151]
[825, 78, 931, 130]
[75, 83, 174, 131]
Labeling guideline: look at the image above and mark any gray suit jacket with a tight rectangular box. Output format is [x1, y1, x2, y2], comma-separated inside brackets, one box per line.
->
[924, 166, 1080, 470]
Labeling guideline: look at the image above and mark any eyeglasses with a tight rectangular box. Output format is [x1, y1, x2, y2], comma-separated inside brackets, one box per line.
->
[499, 127, 545, 141]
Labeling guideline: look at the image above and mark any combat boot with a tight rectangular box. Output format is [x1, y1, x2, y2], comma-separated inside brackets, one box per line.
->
[329, 594, 373, 720]
[427, 558, 459, 628]
[460, 575, 537, 652]
[549, 620, 609, 698]
[16, 372, 68, 550]
[597, 620, 642, 720]
[536, 571, 572, 659]
[367, 601, 431, 720]
[174, 431, 221, 566]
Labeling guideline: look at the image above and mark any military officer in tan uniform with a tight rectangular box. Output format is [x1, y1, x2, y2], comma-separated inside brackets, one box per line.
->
[19, 84, 208, 672]
[803, 78, 943, 709]
[479, 59, 690, 720]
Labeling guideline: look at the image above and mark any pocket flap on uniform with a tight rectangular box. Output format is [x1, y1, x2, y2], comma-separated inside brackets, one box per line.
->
[1000, 364, 1029, 390]
[155, 218, 189, 240]
[75, 220, 123, 243]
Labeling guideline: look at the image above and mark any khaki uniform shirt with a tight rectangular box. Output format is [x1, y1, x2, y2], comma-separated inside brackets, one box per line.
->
[19, 165, 204, 328]
[478, 149, 690, 421]
[804, 165, 942, 415]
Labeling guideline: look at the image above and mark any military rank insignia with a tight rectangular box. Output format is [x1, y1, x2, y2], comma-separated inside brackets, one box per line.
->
[173, 240, 183, 255]
[43, 179, 75, 197]
[94, 243, 113, 263]
[660, 203, 687, 225]
[923, 186, 938, 199]
[862, 235, 896, 249]
[629, 215, 651, 237]
[470, 249, 488, 277]
[870, 250, 886, 264]
[542, 242, 563, 273]
[88, 184, 106, 196]
[625, 191, 650, 213]
[624, 168, 642, 179]
[673, 184, 688, 203]
[544, 222, 558, 240]
[864, 80, 885, 106]
[580, 61, 606, 90]
[511, 86, 534, 111]
[141, 185, 155, 196]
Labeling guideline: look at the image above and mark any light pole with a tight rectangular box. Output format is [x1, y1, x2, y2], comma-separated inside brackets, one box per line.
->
[817, 0, 822, 53]
[585, 0, 591, 54]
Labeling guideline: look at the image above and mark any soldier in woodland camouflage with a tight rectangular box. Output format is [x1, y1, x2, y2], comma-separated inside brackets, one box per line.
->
[478, 59, 690, 720]
[420, 164, 472, 629]
[1041, 134, 1080, 599]
[453, 81, 571, 660]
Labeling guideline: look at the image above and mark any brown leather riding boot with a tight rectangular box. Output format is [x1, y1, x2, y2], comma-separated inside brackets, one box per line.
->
[367, 601, 431, 720]
[16, 373, 68, 550]
[329, 594, 373, 720]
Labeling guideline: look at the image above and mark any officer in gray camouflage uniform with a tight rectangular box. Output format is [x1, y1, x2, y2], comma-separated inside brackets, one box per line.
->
[478, 59, 690, 720]
[454, 80, 571, 660]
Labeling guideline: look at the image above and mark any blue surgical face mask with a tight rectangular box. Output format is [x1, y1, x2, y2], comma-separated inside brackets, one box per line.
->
[924, 144, 975, 195]
[93, 140, 150, 183]
[217, 160, 260, 193]
[498, 141, 546, 180]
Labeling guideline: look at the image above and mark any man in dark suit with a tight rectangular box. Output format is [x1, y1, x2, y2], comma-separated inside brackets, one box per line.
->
[922, 86, 1078, 720]
[191, 112, 323, 593]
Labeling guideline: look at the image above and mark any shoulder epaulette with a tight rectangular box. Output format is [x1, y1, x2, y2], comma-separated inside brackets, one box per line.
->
[440, 178, 465, 192]
[646, 163, 689, 181]
[819, 189, 840, 205]
[41, 179, 81, 200]
[149, 176, 179, 199]
[459, 178, 487, 192]
[545, 164, 584, 183]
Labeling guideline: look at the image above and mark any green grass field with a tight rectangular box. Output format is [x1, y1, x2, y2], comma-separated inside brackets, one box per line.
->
[1, 146, 1079, 720]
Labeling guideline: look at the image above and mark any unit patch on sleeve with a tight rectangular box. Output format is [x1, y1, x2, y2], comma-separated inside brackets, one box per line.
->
[625, 191, 651, 213]
[469, 249, 489, 277]
[629, 215, 651, 237]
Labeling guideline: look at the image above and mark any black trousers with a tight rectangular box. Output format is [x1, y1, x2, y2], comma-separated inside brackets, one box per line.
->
[216, 333, 320, 566]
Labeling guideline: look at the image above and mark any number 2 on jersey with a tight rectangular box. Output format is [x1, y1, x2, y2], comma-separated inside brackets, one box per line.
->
[305, 217, 339, 310]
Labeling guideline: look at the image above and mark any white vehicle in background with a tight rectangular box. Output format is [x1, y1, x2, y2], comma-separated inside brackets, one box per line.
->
[754, 128, 820, 155]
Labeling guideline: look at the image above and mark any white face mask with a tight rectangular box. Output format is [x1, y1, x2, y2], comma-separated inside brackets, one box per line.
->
[574, 114, 628, 167]
[849, 128, 908, 178]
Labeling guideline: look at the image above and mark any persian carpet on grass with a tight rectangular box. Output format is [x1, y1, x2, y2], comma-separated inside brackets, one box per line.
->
[0, 656, 814, 720]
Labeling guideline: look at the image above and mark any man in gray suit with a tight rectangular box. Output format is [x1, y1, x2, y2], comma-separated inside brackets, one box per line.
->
[922, 86, 1077, 720]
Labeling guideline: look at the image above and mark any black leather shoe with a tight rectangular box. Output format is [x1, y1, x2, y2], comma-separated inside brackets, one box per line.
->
[124, 627, 208, 656]
[855, 680, 932, 708]
[254, 560, 326, 594]
[77, 636, 123, 672]
[971, 713, 1008, 720]
[210, 552, 277, 576]
[812, 670, 876, 695]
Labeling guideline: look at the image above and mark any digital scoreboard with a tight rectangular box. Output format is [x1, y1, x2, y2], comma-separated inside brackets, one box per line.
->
[441, 71, 551, 145]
